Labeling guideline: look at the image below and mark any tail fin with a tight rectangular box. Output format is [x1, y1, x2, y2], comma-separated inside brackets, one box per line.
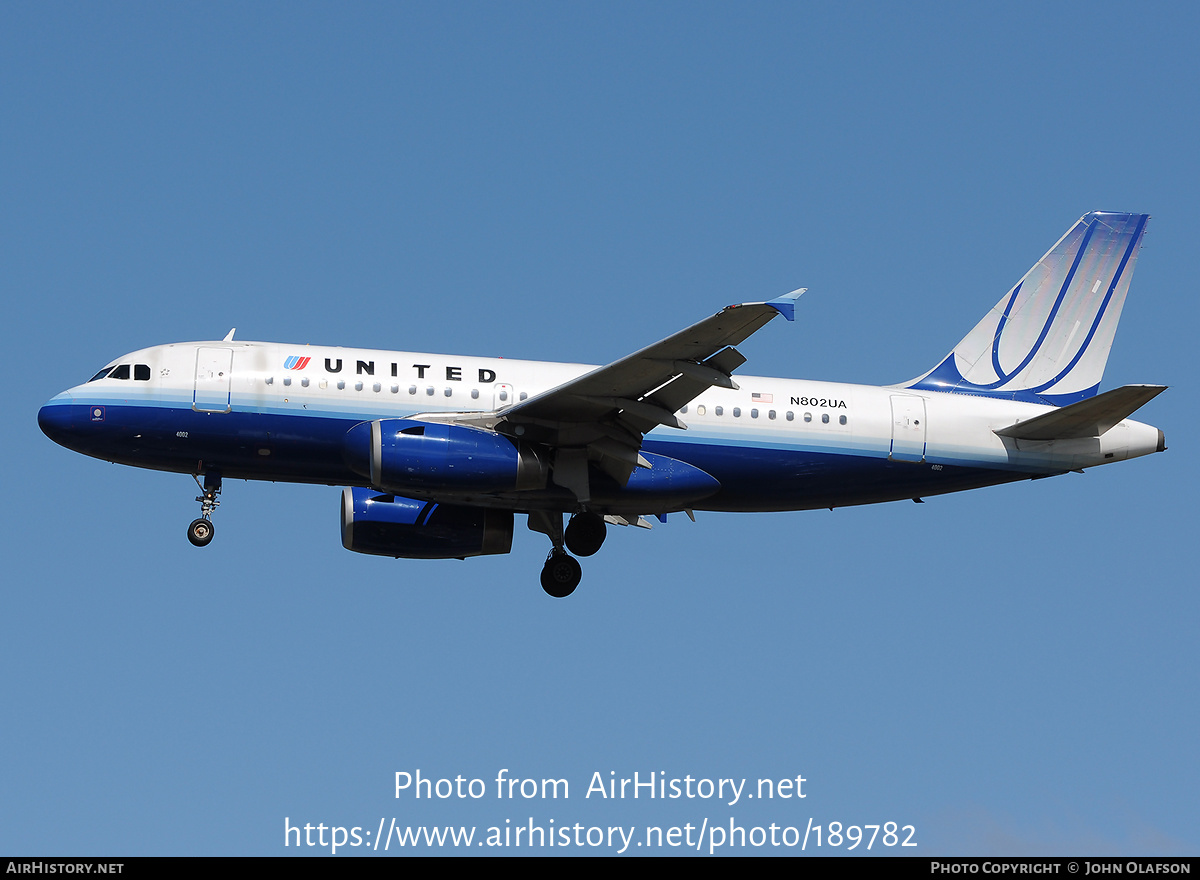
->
[906, 212, 1149, 405]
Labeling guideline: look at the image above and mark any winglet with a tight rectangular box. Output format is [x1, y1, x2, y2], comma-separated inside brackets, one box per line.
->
[223, 328, 236, 341]
[764, 288, 807, 322]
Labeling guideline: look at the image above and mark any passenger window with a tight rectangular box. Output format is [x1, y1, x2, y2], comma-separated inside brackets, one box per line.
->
[715, 406, 723, 416]
[283, 377, 292, 386]
[768, 410, 776, 420]
[337, 380, 345, 390]
[822, 413, 830, 424]
[696, 405, 706, 415]
[391, 385, 399, 393]
[804, 412, 812, 422]
[301, 377, 310, 387]
[373, 383, 381, 392]
[134, 364, 151, 380]
[680, 405, 688, 414]
[265, 376, 274, 385]
[839, 415, 847, 425]
[751, 408, 759, 418]
[499, 391, 508, 402]
[471, 389, 480, 400]
[444, 387, 453, 397]
[786, 411, 794, 421]
[426, 387, 434, 396]
[519, 391, 528, 401]
[409, 385, 417, 395]
[354, 381, 363, 391]
[319, 380, 328, 390]
[733, 407, 741, 417]
[109, 364, 130, 380]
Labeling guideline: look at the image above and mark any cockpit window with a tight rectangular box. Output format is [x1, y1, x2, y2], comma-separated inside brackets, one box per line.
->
[134, 364, 151, 380]
[87, 367, 114, 382]
[109, 364, 131, 380]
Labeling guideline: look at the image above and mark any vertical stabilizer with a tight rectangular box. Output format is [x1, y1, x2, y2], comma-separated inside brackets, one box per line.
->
[906, 212, 1149, 405]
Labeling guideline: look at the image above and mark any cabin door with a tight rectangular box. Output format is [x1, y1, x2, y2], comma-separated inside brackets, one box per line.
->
[194, 347, 234, 413]
[889, 395, 926, 462]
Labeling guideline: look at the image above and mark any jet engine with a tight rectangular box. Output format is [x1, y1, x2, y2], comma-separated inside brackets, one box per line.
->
[340, 487, 514, 559]
[342, 419, 547, 495]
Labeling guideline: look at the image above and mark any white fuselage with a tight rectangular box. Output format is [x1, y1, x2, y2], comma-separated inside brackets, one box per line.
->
[40, 339, 1163, 514]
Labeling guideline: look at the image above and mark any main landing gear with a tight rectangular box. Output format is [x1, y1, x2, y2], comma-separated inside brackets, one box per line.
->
[564, 511, 607, 557]
[187, 471, 222, 547]
[540, 550, 582, 599]
[530, 511, 608, 598]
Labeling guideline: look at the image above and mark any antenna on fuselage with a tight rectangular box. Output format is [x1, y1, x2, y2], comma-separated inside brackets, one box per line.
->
[223, 328, 236, 341]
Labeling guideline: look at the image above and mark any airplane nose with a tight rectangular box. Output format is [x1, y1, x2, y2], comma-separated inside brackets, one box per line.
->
[38, 394, 77, 446]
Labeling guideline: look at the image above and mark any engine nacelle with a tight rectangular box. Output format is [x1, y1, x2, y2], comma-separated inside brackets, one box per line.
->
[340, 487, 513, 559]
[343, 419, 547, 494]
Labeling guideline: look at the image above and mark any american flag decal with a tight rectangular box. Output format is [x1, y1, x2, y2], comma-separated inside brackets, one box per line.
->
[284, 356, 311, 370]
[752, 392, 773, 404]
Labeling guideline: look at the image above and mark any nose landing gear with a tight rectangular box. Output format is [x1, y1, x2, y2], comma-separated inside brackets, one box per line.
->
[187, 517, 215, 547]
[187, 471, 222, 547]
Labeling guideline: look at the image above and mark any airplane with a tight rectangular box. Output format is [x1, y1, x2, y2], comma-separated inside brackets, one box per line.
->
[38, 211, 1166, 597]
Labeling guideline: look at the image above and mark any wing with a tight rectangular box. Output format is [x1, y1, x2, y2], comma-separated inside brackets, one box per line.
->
[414, 290, 805, 503]
[508, 289, 805, 429]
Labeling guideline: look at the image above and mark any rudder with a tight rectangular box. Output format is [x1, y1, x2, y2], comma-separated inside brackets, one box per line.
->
[906, 212, 1149, 404]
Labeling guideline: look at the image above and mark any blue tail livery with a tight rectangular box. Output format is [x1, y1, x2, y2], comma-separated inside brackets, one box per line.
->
[907, 212, 1149, 404]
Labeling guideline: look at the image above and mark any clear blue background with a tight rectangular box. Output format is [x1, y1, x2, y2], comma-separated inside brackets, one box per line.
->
[3, 1, 1194, 856]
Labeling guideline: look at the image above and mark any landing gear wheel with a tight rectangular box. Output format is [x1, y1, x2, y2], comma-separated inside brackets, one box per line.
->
[540, 550, 582, 598]
[187, 518, 215, 547]
[189, 472, 222, 547]
[565, 512, 607, 557]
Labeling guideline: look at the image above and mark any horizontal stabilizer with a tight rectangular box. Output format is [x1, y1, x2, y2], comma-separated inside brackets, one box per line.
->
[995, 385, 1166, 440]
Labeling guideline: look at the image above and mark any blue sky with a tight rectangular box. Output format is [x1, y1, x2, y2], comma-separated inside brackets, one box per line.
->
[3, 2, 1196, 856]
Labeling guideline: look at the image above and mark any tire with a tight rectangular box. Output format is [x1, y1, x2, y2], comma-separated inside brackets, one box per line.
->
[187, 518, 215, 547]
[564, 512, 606, 557]
[540, 551, 581, 598]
